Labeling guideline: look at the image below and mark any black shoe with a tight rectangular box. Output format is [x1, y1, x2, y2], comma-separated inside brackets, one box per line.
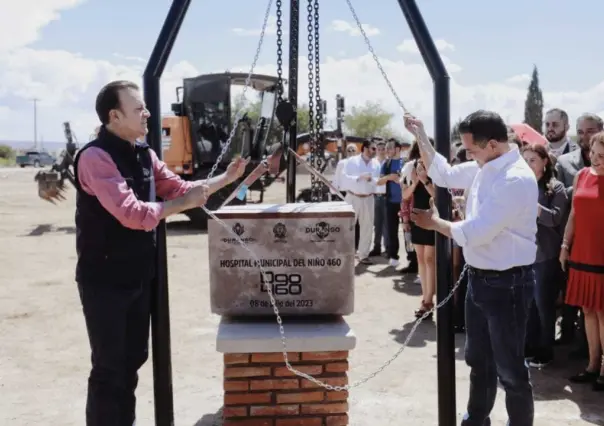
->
[358, 257, 373, 265]
[593, 376, 604, 391]
[368, 249, 381, 257]
[569, 370, 599, 384]
[529, 354, 553, 368]
[399, 264, 418, 274]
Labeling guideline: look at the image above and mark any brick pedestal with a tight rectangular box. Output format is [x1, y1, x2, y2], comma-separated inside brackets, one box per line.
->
[216, 316, 356, 426]
[223, 351, 349, 425]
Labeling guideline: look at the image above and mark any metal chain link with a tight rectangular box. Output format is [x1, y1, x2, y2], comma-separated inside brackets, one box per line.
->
[203, 0, 469, 404]
[311, 0, 324, 201]
[275, 0, 284, 103]
[306, 0, 318, 201]
[343, 0, 461, 206]
[204, 0, 274, 182]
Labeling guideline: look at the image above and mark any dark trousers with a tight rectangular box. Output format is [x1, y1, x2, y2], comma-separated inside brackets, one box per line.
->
[526, 259, 562, 358]
[355, 220, 359, 250]
[78, 278, 151, 426]
[372, 195, 388, 252]
[462, 265, 535, 426]
[385, 201, 400, 260]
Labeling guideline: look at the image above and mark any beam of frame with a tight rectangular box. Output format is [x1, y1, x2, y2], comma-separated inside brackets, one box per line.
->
[143, 1, 192, 425]
[396, 1, 456, 425]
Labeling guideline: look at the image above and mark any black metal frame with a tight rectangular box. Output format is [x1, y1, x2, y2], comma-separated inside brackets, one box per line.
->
[143, 1, 454, 425]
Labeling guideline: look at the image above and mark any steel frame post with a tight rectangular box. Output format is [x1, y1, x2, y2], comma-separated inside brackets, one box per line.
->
[143, 1, 192, 425]
[396, 1, 456, 425]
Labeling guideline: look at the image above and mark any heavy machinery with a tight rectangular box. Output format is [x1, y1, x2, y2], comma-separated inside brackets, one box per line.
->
[35, 72, 362, 223]
[159, 71, 285, 227]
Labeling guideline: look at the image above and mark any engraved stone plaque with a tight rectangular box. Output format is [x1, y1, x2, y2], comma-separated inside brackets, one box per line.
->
[208, 201, 356, 316]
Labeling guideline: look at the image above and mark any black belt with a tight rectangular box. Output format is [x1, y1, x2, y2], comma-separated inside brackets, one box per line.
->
[568, 261, 604, 275]
[468, 264, 532, 277]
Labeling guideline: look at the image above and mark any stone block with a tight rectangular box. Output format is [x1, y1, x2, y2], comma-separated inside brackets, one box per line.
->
[208, 202, 355, 316]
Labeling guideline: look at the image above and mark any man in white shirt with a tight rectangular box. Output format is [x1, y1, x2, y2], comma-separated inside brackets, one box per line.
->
[332, 144, 358, 192]
[407, 110, 538, 426]
[340, 140, 382, 264]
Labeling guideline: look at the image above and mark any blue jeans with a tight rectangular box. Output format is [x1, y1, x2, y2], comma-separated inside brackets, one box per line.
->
[526, 259, 562, 358]
[372, 194, 388, 252]
[462, 265, 535, 426]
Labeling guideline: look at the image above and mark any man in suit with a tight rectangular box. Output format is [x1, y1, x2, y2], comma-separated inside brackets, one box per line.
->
[544, 108, 579, 157]
[555, 113, 603, 353]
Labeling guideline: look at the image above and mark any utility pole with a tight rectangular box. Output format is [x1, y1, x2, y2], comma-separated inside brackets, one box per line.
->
[32, 98, 39, 150]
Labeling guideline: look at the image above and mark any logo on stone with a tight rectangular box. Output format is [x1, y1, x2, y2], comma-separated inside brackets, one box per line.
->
[273, 222, 287, 241]
[305, 221, 340, 242]
[232, 222, 245, 236]
[223, 222, 256, 244]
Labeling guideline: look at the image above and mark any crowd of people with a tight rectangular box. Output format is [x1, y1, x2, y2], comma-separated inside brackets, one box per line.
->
[331, 108, 604, 395]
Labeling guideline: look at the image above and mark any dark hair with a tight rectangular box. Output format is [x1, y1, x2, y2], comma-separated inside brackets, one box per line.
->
[95, 80, 140, 125]
[408, 137, 434, 161]
[361, 140, 372, 151]
[387, 138, 402, 148]
[457, 110, 508, 147]
[455, 147, 468, 164]
[546, 108, 569, 125]
[521, 143, 556, 195]
[578, 113, 604, 131]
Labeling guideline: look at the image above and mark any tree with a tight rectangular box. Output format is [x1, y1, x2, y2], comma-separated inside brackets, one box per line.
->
[523, 65, 544, 134]
[343, 101, 397, 138]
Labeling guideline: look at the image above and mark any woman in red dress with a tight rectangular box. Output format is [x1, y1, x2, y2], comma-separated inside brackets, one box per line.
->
[560, 132, 604, 391]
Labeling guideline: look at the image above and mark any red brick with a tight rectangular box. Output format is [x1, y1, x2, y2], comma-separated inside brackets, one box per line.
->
[301, 351, 348, 361]
[250, 405, 299, 416]
[301, 376, 347, 389]
[225, 392, 272, 405]
[224, 380, 250, 392]
[225, 353, 250, 365]
[223, 406, 247, 418]
[325, 390, 348, 401]
[324, 361, 348, 373]
[251, 353, 300, 363]
[275, 418, 322, 426]
[225, 366, 271, 378]
[274, 365, 323, 377]
[300, 402, 348, 415]
[326, 414, 349, 426]
[223, 419, 273, 426]
[250, 379, 300, 390]
[275, 391, 324, 404]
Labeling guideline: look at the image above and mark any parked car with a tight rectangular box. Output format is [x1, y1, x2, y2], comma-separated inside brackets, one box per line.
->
[15, 151, 56, 168]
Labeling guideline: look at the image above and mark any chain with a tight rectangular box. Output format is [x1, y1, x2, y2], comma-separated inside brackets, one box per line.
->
[305, 0, 318, 201]
[342, 0, 460, 204]
[275, 0, 284, 103]
[311, 0, 324, 201]
[202, 0, 468, 402]
[205, 0, 274, 181]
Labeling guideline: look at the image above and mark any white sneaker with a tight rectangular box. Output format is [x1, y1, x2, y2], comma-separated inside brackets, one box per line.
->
[389, 258, 399, 267]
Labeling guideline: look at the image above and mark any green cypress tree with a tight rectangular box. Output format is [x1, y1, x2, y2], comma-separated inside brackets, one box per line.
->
[523, 65, 544, 134]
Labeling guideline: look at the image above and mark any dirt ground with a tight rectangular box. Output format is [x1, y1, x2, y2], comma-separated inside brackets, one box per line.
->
[0, 167, 603, 426]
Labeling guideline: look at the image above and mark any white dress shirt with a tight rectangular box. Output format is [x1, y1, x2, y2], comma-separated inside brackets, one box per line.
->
[428, 148, 538, 271]
[340, 154, 381, 195]
[332, 158, 347, 191]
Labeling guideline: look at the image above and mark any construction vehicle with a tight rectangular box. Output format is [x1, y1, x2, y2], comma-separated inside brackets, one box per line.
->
[34, 72, 364, 227]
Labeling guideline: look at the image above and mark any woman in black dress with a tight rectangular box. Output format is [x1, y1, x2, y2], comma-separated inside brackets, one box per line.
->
[402, 141, 436, 318]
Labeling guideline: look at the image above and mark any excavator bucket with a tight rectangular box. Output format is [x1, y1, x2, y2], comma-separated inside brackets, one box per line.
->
[34, 171, 67, 204]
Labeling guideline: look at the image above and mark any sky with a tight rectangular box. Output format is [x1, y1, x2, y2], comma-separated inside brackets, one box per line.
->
[2, 0, 604, 144]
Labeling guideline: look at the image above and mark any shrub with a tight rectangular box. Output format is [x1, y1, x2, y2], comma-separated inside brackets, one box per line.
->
[0, 144, 15, 159]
